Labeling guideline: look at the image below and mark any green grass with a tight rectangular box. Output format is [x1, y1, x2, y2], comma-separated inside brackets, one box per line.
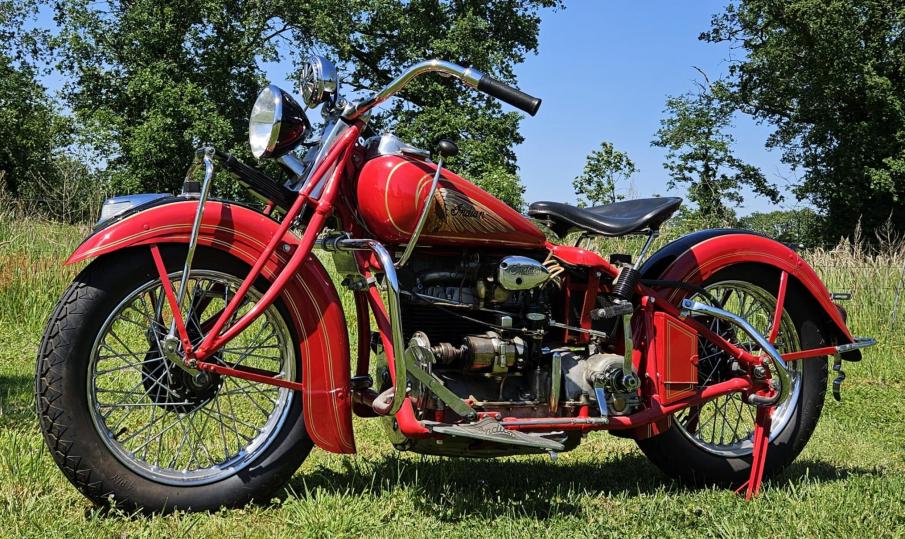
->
[0, 215, 903, 537]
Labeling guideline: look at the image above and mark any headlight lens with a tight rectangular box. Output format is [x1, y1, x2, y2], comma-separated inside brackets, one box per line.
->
[248, 84, 310, 159]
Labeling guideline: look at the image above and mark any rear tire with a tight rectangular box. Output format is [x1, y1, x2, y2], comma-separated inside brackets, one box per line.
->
[36, 246, 312, 513]
[637, 264, 828, 487]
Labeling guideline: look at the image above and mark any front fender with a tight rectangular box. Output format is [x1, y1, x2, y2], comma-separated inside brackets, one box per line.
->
[641, 230, 857, 357]
[68, 197, 355, 454]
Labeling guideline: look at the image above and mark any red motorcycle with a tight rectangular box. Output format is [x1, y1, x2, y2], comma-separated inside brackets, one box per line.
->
[36, 56, 875, 513]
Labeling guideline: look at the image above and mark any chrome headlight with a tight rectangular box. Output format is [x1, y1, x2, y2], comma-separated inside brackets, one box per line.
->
[248, 84, 310, 159]
[299, 55, 338, 108]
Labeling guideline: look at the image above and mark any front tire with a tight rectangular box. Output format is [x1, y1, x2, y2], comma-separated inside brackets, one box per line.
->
[637, 264, 829, 487]
[36, 246, 312, 513]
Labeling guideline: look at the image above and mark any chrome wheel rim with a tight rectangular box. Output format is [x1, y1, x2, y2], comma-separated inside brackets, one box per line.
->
[87, 270, 295, 486]
[674, 280, 803, 458]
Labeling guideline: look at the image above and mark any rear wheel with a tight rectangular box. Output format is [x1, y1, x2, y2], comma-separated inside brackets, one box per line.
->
[36, 246, 312, 513]
[637, 265, 828, 486]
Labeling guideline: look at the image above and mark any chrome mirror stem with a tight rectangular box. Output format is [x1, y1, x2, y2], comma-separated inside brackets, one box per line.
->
[168, 147, 215, 342]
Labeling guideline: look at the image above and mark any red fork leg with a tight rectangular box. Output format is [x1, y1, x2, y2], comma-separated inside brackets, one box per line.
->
[194, 124, 360, 360]
[149, 244, 193, 358]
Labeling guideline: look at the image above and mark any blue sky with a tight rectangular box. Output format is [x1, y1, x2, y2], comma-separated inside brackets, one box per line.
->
[35, 1, 804, 215]
[508, 1, 800, 214]
[266, 2, 803, 215]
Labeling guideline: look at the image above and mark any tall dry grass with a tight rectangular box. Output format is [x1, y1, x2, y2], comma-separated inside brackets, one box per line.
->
[0, 210, 900, 379]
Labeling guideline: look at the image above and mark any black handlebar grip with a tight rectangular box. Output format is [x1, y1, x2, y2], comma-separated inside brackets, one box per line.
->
[477, 74, 542, 116]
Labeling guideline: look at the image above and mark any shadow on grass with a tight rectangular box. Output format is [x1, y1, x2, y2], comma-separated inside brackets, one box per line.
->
[289, 453, 661, 519]
[778, 457, 881, 483]
[0, 373, 35, 428]
[284, 452, 882, 521]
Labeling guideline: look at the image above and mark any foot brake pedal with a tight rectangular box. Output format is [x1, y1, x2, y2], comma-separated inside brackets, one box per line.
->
[431, 417, 565, 451]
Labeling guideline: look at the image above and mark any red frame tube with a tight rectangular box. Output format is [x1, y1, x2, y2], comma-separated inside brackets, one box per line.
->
[501, 377, 752, 432]
[768, 271, 788, 345]
[192, 124, 360, 362]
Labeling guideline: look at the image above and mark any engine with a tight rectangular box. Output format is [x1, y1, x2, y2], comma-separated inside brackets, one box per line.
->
[388, 250, 640, 425]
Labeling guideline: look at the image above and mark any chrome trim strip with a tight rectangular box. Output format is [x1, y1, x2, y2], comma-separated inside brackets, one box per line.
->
[395, 155, 445, 268]
[680, 299, 792, 406]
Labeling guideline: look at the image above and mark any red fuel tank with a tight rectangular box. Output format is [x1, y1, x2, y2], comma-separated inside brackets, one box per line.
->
[356, 155, 546, 248]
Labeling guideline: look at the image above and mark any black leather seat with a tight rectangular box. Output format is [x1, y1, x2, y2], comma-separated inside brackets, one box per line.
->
[528, 197, 682, 237]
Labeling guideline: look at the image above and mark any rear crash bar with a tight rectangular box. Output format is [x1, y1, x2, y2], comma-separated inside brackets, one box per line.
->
[680, 299, 791, 407]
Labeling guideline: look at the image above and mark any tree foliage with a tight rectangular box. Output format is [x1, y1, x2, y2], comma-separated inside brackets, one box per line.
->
[738, 207, 823, 247]
[652, 76, 781, 226]
[50, 0, 560, 208]
[572, 142, 636, 207]
[0, 1, 71, 198]
[703, 0, 905, 241]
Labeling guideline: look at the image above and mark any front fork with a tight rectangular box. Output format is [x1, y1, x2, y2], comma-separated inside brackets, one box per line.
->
[160, 147, 215, 373]
[151, 124, 362, 388]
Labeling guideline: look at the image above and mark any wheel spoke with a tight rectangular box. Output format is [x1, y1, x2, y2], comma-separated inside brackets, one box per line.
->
[675, 280, 803, 457]
[88, 270, 295, 484]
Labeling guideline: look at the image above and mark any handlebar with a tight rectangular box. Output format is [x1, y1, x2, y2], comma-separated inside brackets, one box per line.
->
[342, 59, 541, 120]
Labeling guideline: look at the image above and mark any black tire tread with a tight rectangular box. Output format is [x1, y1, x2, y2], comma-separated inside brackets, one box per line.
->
[37, 277, 108, 501]
[636, 264, 829, 487]
[35, 247, 313, 513]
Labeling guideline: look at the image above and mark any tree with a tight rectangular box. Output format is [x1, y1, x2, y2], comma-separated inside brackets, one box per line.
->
[572, 142, 637, 207]
[703, 0, 905, 242]
[738, 208, 823, 248]
[651, 75, 781, 226]
[50, 0, 560, 208]
[0, 1, 71, 198]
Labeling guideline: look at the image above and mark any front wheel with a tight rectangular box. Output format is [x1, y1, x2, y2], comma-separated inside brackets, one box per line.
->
[36, 246, 312, 513]
[637, 264, 829, 487]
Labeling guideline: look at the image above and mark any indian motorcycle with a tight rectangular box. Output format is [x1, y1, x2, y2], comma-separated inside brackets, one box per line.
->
[35, 56, 876, 513]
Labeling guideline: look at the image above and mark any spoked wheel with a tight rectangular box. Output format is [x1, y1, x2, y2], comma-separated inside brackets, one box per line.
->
[36, 247, 312, 513]
[637, 264, 828, 487]
[672, 280, 803, 457]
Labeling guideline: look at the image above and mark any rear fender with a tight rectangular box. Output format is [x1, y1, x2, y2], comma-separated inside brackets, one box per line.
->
[68, 197, 355, 453]
[641, 230, 857, 357]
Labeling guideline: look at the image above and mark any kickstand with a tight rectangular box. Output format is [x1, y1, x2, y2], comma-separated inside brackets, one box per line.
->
[735, 405, 772, 500]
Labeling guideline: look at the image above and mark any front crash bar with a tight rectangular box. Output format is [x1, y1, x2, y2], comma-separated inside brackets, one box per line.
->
[314, 236, 407, 415]
[680, 299, 791, 406]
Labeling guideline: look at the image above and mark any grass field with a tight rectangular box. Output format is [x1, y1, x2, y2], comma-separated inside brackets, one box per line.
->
[0, 215, 902, 537]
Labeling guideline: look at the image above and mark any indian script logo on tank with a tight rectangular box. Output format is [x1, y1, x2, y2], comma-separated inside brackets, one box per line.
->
[425, 187, 515, 234]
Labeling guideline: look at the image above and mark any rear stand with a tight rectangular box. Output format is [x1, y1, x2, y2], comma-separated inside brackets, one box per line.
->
[735, 405, 772, 500]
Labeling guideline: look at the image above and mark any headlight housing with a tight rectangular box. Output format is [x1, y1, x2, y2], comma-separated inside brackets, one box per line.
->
[248, 84, 310, 159]
[299, 55, 338, 108]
